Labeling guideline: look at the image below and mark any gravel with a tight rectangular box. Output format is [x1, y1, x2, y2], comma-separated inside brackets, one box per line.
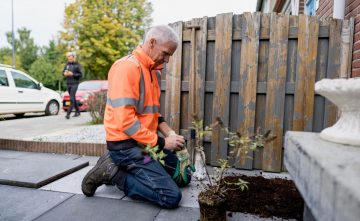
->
[32, 125, 106, 144]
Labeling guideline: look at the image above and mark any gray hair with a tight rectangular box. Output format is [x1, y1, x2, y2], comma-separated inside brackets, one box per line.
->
[67, 52, 76, 57]
[144, 25, 180, 46]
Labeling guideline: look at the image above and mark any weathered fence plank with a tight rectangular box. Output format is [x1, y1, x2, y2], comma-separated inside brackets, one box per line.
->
[324, 18, 341, 129]
[237, 12, 260, 169]
[263, 13, 289, 172]
[165, 22, 183, 133]
[293, 15, 319, 132]
[186, 17, 208, 161]
[210, 13, 233, 165]
[253, 13, 270, 169]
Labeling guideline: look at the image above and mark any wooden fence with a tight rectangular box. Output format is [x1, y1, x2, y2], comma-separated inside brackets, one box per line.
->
[160, 13, 354, 172]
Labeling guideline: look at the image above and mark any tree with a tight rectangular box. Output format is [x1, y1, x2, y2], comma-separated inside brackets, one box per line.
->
[60, 0, 152, 79]
[29, 40, 67, 91]
[6, 28, 38, 72]
[0, 47, 23, 70]
[29, 57, 57, 89]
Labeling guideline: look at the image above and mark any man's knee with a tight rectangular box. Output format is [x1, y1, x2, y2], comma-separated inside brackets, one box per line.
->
[161, 188, 182, 209]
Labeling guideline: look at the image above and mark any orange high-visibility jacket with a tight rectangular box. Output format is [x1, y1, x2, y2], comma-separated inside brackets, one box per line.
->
[104, 46, 163, 147]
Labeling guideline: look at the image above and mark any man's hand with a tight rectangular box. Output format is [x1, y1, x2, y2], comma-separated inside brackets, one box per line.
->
[164, 133, 185, 151]
[64, 71, 73, 77]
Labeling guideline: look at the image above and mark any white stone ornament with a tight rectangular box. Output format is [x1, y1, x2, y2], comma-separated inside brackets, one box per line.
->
[315, 78, 360, 146]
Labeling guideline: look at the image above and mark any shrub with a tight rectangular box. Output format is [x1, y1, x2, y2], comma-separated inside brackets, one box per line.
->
[88, 91, 107, 124]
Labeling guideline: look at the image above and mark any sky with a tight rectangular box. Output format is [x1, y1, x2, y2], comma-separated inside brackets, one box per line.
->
[0, 0, 256, 48]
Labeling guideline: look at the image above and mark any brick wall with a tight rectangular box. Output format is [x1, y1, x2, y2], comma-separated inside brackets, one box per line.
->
[317, 0, 334, 19]
[299, 0, 305, 14]
[0, 139, 107, 156]
[345, 0, 360, 77]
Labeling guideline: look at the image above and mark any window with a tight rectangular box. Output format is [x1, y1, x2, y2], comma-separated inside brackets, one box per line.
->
[11, 71, 38, 89]
[305, 0, 316, 16]
[0, 70, 9, 86]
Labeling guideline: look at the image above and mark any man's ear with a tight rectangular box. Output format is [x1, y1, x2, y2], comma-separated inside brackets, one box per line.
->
[149, 38, 156, 48]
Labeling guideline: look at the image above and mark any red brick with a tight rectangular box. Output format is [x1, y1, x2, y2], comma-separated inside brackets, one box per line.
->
[351, 68, 360, 77]
[354, 32, 360, 43]
[353, 59, 360, 68]
[317, 0, 333, 18]
[347, 7, 360, 19]
[354, 41, 360, 51]
[345, 0, 360, 14]
[353, 51, 360, 60]
[322, 4, 333, 18]
[355, 14, 360, 24]
[356, 22, 360, 33]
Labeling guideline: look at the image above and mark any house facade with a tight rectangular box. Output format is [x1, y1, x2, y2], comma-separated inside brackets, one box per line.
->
[256, 0, 360, 77]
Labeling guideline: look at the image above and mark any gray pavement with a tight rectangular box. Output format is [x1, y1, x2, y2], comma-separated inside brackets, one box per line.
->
[0, 111, 92, 140]
[0, 150, 89, 188]
[0, 150, 295, 221]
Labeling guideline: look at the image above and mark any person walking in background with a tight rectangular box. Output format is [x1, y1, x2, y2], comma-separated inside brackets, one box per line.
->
[63, 52, 82, 119]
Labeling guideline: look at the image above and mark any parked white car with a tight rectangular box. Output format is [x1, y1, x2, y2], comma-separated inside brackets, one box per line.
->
[0, 64, 61, 117]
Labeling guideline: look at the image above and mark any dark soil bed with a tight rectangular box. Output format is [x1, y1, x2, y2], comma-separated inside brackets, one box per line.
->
[222, 175, 304, 220]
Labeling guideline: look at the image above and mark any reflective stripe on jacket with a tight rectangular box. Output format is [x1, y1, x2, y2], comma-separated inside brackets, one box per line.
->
[104, 46, 162, 147]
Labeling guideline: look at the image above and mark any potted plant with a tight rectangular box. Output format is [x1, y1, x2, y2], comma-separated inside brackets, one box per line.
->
[192, 117, 276, 221]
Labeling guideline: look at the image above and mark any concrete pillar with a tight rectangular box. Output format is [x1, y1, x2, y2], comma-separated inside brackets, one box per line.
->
[333, 0, 345, 19]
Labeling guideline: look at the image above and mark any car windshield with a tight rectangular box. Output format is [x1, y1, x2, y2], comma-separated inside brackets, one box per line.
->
[78, 81, 103, 90]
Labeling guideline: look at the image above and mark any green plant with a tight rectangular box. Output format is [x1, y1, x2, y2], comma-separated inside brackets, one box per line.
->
[143, 144, 167, 166]
[192, 116, 276, 195]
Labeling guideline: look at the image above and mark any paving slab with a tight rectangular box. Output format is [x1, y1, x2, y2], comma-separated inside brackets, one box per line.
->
[41, 166, 125, 199]
[155, 207, 200, 221]
[34, 194, 161, 221]
[74, 155, 100, 166]
[0, 185, 73, 221]
[178, 181, 202, 208]
[0, 151, 89, 188]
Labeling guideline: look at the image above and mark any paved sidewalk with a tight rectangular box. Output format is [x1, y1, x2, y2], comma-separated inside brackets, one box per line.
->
[0, 150, 293, 221]
[0, 112, 92, 140]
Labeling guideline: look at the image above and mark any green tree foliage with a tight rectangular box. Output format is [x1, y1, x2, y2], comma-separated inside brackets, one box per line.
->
[6, 28, 38, 72]
[29, 40, 67, 90]
[60, 0, 152, 79]
[29, 57, 57, 88]
[0, 47, 22, 69]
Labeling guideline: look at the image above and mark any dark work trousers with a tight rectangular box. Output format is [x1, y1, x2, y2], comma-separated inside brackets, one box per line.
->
[110, 147, 191, 209]
[67, 83, 79, 114]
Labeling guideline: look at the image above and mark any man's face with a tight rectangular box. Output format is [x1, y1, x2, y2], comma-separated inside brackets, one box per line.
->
[67, 55, 75, 62]
[149, 39, 177, 67]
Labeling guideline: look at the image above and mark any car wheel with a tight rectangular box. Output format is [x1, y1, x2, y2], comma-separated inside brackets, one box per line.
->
[14, 113, 25, 118]
[45, 100, 60, 116]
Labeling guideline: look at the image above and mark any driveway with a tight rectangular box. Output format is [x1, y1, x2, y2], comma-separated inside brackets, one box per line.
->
[0, 112, 92, 140]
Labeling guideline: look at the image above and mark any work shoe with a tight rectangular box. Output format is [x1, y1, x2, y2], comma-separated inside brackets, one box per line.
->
[73, 112, 80, 117]
[65, 114, 70, 119]
[81, 152, 118, 196]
